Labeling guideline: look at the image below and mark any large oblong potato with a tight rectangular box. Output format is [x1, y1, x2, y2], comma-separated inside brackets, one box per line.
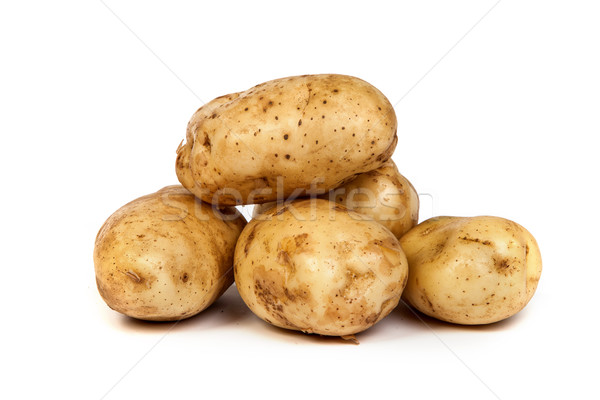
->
[234, 199, 409, 336]
[400, 216, 542, 325]
[254, 160, 419, 239]
[94, 185, 246, 321]
[176, 74, 398, 205]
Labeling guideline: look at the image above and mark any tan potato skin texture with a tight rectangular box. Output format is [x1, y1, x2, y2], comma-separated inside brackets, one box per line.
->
[400, 216, 542, 325]
[255, 160, 419, 239]
[234, 199, 409, 336]
[94, 185, 246, 321]
[176, 74, 398, 205]
[325, 160, 418, 238]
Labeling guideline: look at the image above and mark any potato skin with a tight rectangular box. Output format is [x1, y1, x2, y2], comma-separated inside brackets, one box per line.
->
[254, 160, 418, 239]
[176, 74, 398, 205]
[325, 160, 418, 238]
[234, 199, 409, 336]
[400, 216, 542, 325]
[94, 185, 246, 321]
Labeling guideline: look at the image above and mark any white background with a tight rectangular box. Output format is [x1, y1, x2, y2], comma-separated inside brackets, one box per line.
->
[1, 1, 598, 399]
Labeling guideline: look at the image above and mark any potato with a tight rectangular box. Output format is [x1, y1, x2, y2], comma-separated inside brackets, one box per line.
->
[176, 74, 398, 206]
[400, 216, 542, 325]
[234, 198, 409, 336]
[253, 160, 418, 239]
[94, 185, 246, 321]
[325, 160, 419, 238]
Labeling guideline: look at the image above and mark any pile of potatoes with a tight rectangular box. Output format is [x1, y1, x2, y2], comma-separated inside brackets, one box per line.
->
[94, 74, 542, 337]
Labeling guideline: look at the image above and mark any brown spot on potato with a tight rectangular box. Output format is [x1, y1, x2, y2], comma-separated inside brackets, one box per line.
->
[297, 119, 302, 126]
[364, 313, 379, 324]
[495, 257, 512, 273]
[459, 236, 492, 246]
[430, 241, 446, 260]
[253, 176, 269, 188]
[278, 233, 310, 257]
[292, 285, 313, 303]
[294, 233, 309, 248]
[343, 268, 375, 294]
[253, 267, 299, 330]
[420, 225, 437, 236]
[181, 273, 189, 283]
[274, 206, 288, 216]
[400, 273, 408, 290]
[284, 288, 296, 301]
[203, 135, 211, 151]
[244, 224, 258, 255]
[123, 270, 142, 283]
[420, 289, 434, 311]
[276, 250, 293, 268]
[381, 296, 397, 313]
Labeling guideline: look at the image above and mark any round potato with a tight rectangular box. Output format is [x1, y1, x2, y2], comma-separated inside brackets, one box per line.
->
[400, 216, 542, 325]
[176, 74, 398, 206]
[94, 185, 246, 321]
[235, 199, 409, 336]
[253, 160, 419, 239]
